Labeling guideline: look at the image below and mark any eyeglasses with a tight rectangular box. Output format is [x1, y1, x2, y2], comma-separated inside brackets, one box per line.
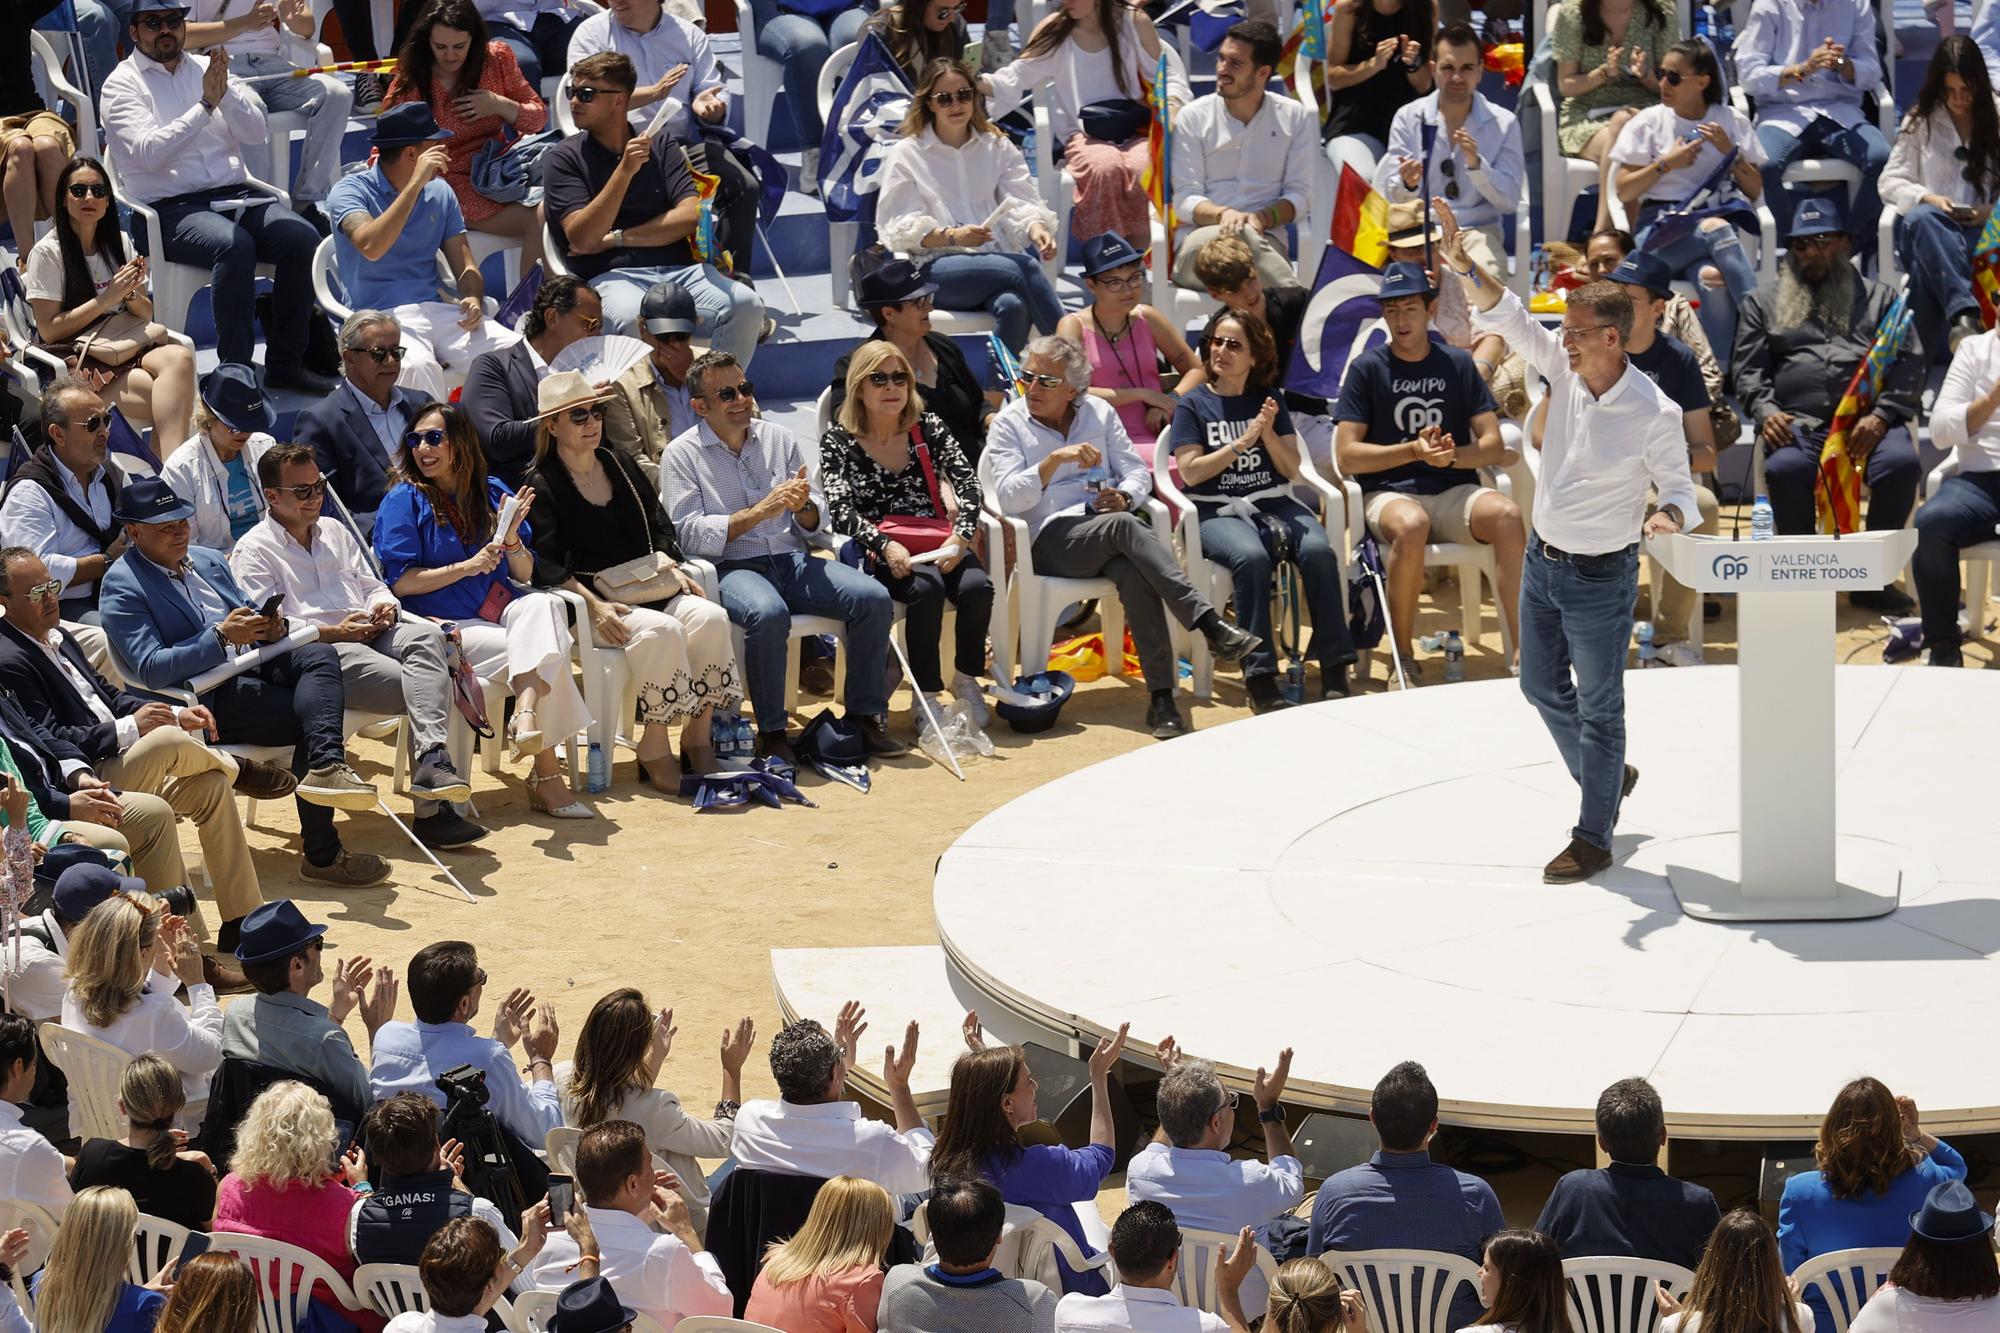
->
[866, 370, 911, 387]
[403, 428, 447, 448]
[568, 85, 610, 103]
[1091, 270, 1145, 290]
[474, 967, 487, 986]
[136, 12, 185, 29]
[1016, 372, 1066, 389]
[564, 403, 609, 424]
[355, 344, 408, 362]
[573, 312, 604, 332]
[1790, 234, 1841, 253]
[1558, 322, 1612, 343]
[1660, 68, 1685, 85]
[1209, 335, 1247, 352]
[24, 579, 61, 603]
[710, 382, 755, 403]
[66, 181, 110, 199]
[1214, 1089, 1240, 1116]
[276, 480, 328, 500]
[929, 87, 976, 106]
[63, 413, 108, 434]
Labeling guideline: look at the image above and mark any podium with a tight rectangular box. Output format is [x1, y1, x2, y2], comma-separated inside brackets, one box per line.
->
[1643, 530, 1917, 922]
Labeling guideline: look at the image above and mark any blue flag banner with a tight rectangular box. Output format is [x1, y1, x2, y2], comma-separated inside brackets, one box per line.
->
[819, 34, 913, 226]
[5, 427, 29, 485]
[107, 407, 157, 471]
[1639, 147, 1754, 251]
[1284, 245, 1386, 401]
[1157, 0, 1244, 52]
[497, 263, 546, 330]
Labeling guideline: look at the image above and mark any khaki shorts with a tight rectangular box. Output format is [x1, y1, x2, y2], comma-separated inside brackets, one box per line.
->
[1364, 483, 1487, 546]
[0, 111, 75, 160]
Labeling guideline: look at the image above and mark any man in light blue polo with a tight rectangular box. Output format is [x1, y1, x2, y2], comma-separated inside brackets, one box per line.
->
[324, 102, 521, 401]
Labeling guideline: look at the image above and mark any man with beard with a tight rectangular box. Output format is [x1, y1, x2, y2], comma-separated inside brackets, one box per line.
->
[1731, 195, 1922, 613]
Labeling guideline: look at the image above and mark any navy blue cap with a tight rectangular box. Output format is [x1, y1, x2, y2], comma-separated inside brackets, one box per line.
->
[111, 476, 196, 525]
[233, 900, 328, 965]
[1609, 250, 1676, 298]
[548, 1277, 639, 1333]
[53, 861, 146, 924]
[1787, 194, 1849, 239]
[373, 102, 452, 147]
[130, 0, 190, 14]
[640, 279, 699, 336]
[199, 363, 275, 435]
[1081, 232, 1145, 278]
[856, 257, 937, 308]
[1377, 261, 1434, 301]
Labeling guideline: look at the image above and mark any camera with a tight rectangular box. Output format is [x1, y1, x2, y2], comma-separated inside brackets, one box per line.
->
[435, 1063, 490, 1111]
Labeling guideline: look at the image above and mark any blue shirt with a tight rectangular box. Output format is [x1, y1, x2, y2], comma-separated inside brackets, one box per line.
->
[1306, 1150, 1503, 1331]
[325, 163, 466, 311]
[1534, 1162, 1721, 1270]
[222, 453, 262, 543]
[373, 477, 531, 622]
[1778, 1141, 1967, 1329]
[1168, 386, 1296, 505]
[28, 1275, 164, 1332]
[367, 1017, 562, 1146]
[985, 1142, 1114, 1296]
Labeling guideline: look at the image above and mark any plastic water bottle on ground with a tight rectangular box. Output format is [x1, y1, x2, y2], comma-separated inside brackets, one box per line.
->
[1443, 631, 1465, 682]
[1751, 494, 1774, 541]
[1282, 663, 1305, 704]
[1636, 620, 1656, 666]
[586, 741, 609, 792]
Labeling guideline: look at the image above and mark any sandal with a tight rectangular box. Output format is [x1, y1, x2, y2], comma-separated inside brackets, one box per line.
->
[509, 708, 545, 760]
[527, 773, 594, 819]
[638, 753, 681, 794]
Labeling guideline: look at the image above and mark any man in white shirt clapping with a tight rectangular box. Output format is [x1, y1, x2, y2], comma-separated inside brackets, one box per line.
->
[1054, 1202, 1258, 1333]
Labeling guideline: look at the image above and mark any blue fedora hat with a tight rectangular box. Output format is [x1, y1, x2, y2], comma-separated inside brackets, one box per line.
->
[548, 1277, 639, 1333]
[1081, 232, 1145, 278]
[111, 476, 196, 525]
[1378, 261, 1434, 301]
[1788, 194, 1850, 239]
[856, 257, 937, 308]
[1910, 1180, 1995, 1243]
[199, 363, 275, 435]
[1609, 250, 1676, 298]
[232, 899, 328, 964]
[994, 671, 1075, 734]
[799, 709, 872, 791]
[373, 102, 453, 147]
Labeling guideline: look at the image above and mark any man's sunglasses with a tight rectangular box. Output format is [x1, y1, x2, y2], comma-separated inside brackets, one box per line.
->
[274, 480, 328, 500]
[564, 403, 609, 424]
[929, 88, 976, 106]
[404, 428, 448, 448]
[66, 182, 110, 200]
[136, 12, 185, 29]
[709, 382, 754, 403]
[573, 312, 604, 332]
[63, 413, 108, 434]
[354, 344, 408, 362]
[1437, 157, 1460, 200]
[1016, 372, 1066, 389]
[568, 85, 612, 103]
[24, 579, 61, 603]
[866, 370, 911, 387]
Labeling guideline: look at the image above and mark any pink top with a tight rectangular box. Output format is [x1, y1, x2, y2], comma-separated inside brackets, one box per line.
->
[743, 1265, 886, 1333]
[213, 1173, 383, 1332]
[1080, 310, 1164, 445]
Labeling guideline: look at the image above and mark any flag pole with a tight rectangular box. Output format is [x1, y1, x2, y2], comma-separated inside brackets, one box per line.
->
[1421, 120, 1434, 274]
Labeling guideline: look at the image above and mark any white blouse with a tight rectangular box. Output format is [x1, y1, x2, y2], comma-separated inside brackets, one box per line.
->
[1881, 106, 1999, 214]
[62, 973, 222, 1113]
[877, 128, 1059, 257]
[985, 19, 1189, 144]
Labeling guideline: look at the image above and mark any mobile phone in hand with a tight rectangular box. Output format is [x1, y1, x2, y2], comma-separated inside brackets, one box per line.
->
[175, 1229, 213, 1270]
[548, 1173, 574, 1227]
[258, 594, 283, 620]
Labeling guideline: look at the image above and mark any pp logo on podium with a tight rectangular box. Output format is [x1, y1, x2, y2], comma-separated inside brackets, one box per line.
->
[1712, 554, 1751, 582]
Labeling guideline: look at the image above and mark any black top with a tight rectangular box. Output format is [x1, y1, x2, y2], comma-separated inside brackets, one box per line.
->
[1533, 1162, 1723, 1271]
[831, 332, 990, 461]
[819, 411, 982, 558]
[0, 0, 62, 118]
[542, 131, 699, 280]
[71, 1138, 219, 1232]
[526, 445, 683, 587]
[1323, 0, 1429, 147]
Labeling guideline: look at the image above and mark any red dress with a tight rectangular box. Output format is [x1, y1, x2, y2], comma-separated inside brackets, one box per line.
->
[384, 40, 548, 225]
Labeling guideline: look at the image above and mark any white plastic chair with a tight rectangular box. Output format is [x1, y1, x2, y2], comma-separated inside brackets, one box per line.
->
[508, 1290, 671, 1333]
[263, 34, 338, 197]
[0, 1200, 60, 1313]
[909, 1202, 1115, 1291]
[1789, 1247, 1902, 1333]
[36, 1020, 130, 1141]
[1319, 1249, 1483, 1333]
[352, 1261, 517, 1323]
[1169, 1225, 1281, 1316]
[1923, 455, 2000, 636]
[208, 1232, 364, 1333]
[309, 236, 500, 390]
[30, 31, 96, 152]
[1560, 1256, 1695, 1333]
[130, 1214, 191, 1287]
[544, 218, 575, 280]
[672, 567, 850, 727]
[817, 42, 861, 309]
[731, 0, 786, 151]
[101, 155, 289, 336]
[1526, 0, 1601, 245]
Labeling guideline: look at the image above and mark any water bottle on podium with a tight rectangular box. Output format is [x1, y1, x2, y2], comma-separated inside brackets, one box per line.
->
[1751, 493, 1774, 541]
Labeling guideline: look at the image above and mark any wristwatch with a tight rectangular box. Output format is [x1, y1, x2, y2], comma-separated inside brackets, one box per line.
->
[1258, 1106, 1284, 1124]
[607, 228, 625, 249]
[1659, 502, 1685, 529]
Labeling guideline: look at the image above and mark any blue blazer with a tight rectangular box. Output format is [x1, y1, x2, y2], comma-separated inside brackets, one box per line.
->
[100, 547, 254, 692]
[294, 383, 433, 519]
[0, 618, 150, 763]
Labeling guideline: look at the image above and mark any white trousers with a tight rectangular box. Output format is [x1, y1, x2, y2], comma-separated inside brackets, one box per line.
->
[390, 302, 524, 400]
[454, 591, 592, 746]
[592, 594, 742, 726]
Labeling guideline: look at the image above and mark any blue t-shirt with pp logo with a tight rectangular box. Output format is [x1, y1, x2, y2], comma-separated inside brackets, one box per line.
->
[1168, 385, 1297, 505]
[1334, 342, 1496, 496]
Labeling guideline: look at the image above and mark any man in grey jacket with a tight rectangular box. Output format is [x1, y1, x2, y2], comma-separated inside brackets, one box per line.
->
[880, 1176, 1057, 1333]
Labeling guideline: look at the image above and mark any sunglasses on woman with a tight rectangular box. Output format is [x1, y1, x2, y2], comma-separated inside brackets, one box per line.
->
[66, 181, 110, 199]
[867, 370, 911, 387]
[564, 404, 609, 424]
[1016, 372, 1066, 389]
[710, 382, 755, 403]
[1660, 68, 1685, 85]
[358, 344, 408, 362]
[403, 428, 447, 448]
[929, 87, 976, 106]
[1209, 335, 1246, 352]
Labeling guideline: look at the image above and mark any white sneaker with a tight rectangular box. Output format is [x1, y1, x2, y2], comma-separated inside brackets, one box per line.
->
[1656, 640, 1706, 668]
[951, 672, 990, 726]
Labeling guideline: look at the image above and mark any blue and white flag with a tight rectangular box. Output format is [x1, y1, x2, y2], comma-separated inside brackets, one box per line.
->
[1157, 0, 1245, 53]
[4, 427, 30, 485]
[819, 34, 912, 226]
[1284, 245, 1386, 402]
[107, 407, 158, 471]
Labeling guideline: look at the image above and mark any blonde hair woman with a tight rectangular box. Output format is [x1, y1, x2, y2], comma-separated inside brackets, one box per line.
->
[211, 1082, 375, 1329]
[1255, 1257, 1367, 1333]
[29, 1186, 169, 1333]
[820, 342, 991, 725]
[525, 370, 742, 791]
[744, 1176, 897, 1332]
[61, 893, 220, 1115]
[70, 1053, 219, 1229]
[153, 1252, 261, 1333]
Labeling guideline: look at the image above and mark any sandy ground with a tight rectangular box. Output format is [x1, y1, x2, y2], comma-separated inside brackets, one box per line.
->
[192, 554, 1997, 1224]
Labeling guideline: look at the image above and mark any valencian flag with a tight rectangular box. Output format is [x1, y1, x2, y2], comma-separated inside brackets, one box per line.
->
[1816, 290, 1913, 534]
[1973, 207, 2000, 326]
[1277, 0, 1330, 124]
[1142, 50, 1174, 268]
[1329, 164, 1388, 266]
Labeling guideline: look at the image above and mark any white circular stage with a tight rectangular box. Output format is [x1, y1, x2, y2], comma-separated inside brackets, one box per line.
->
[933, 666, 2000, 1140]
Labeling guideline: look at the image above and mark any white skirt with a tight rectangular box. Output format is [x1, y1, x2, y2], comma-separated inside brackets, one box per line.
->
[455, 590, 593, 744]
[595, 593, 742, 726]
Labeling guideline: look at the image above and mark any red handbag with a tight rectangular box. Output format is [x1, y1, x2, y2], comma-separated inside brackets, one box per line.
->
[874, 423, 955, 554]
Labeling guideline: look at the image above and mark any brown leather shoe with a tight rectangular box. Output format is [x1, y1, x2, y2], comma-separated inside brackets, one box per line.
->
[202, 953, 254, 994]
[1623, 764, 1640, 800]
[233, 757, 299, 800]
[1544, 836, 1613, 884]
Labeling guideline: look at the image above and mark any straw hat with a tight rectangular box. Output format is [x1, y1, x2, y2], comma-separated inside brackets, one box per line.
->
[534, 369, 616, 421]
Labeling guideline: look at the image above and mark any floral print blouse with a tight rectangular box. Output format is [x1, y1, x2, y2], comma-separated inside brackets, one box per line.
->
[820, 412, 982, 558]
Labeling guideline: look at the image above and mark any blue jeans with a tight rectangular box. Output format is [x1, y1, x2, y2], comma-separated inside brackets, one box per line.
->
[590, 263, 767, 364]
[752, 0, 870, 146]
[1519, 537, 1639, 852]
[37, 0, 127, 102]
[145, 188, 320, 369]
[1913, 470, 2000, 650]
[490, 11, 581, 89]
[1896, 203, 1981, 361]
[1195, 496, 1355, 679]
[239, 51, 355, 205]
[926, 250, 1065, 352]
[1756, 115, 1890, 245]
[1635, 208, 1759, 358]
[1763, 423, 1919, 537]
[208, 641, 349, 866]
[717, 551, 895, 732]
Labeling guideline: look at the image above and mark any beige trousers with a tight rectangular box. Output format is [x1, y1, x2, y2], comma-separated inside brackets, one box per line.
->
[1654, 483, 1722, 646]
[97, 726, 261, 925]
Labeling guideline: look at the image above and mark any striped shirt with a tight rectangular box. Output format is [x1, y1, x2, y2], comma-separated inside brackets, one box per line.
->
[660, 418, 827, 562]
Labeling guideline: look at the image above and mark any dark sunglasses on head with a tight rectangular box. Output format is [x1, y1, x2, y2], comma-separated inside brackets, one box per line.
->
[403, 428, 447, 448]
[567, 85, 610, 103]
[866, 370, 911, 387]
[710, 382, 754, 403]
[136, 11, 185, 28]
[64, 413, 108, 434]
[66, 182, 110, 199]
[275, 480, 327, 500]
[355, 344, 408, 362]
[929, 87, 976, 106]
[564, 403, 609, 424]
[1016, 371, 1065, 389]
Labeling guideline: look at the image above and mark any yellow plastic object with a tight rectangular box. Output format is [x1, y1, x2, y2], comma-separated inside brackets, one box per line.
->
[1529, 291, 1569, 313]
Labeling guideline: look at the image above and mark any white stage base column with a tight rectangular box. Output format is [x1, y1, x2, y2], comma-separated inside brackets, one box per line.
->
[1738, 588, 1835, 898]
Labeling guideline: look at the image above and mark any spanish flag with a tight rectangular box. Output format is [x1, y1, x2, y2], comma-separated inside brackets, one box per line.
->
[1329, 164, 1388, 268]
[1816, 291, 1912, 534]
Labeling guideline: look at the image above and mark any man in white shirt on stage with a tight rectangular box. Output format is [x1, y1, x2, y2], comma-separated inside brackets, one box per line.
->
[1445, 197, 1697, 885]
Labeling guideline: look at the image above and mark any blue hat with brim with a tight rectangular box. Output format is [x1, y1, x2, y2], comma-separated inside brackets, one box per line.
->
[1910, 1180, 1995, 1243]
[234, 899, 329, 964]
[798, 709, 872, 790]
[1787, 194, 1850, 239]
[1081, 232, 1146, 278]
[994, 671, 1075, 734]
[1377, 261, 1434, 302]
[548, 1277, 640, 1333]
[130, 0, 190, 14]
[373, 102, 453, 147]
[1609, 250, 1676, 298]
[111, 476, 196, 525]
[199, 362, 276, 435]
